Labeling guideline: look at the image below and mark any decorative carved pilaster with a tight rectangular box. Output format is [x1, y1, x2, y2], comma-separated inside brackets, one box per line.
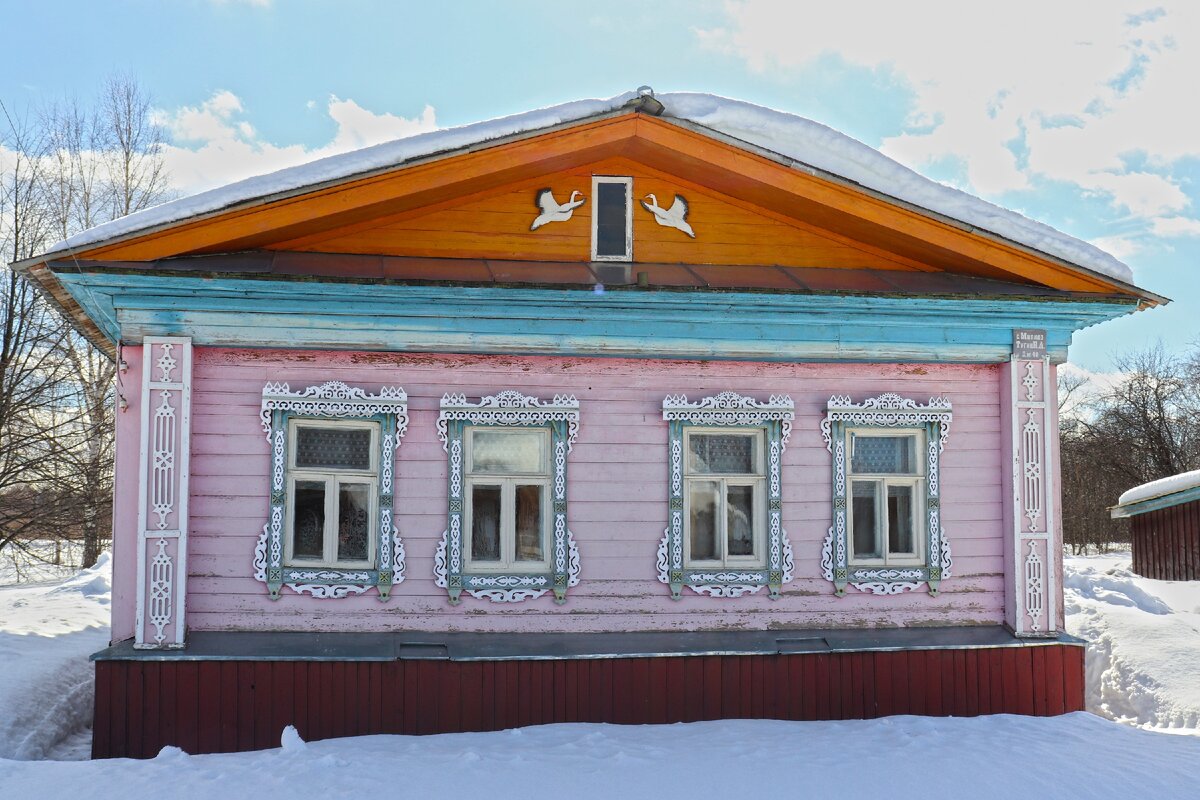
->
[135, 337, 192, 649]
[1007, 355, 1057, 636]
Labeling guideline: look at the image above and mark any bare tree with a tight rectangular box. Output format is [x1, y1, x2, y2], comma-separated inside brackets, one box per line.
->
[1, 74, 170, 571]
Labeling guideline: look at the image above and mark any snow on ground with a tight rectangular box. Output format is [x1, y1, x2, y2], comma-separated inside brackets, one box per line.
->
[1064, 550, 1200, 733]
[2, 714, 1198, 800]
[0, 554, 111, 760]
[37, 92, 1134, 285]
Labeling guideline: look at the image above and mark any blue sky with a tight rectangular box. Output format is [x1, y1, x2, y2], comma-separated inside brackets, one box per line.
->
[5, 0, 1199, 371]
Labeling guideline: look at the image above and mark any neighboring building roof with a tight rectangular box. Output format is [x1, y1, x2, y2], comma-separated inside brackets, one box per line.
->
[37, 91, 1134, 285]
[1111, 469, 1200, 518]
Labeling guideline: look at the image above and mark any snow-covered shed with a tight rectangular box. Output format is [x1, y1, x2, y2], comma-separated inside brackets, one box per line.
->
[13, 89, 1165, 757]
[1111, 471, 1200, 580]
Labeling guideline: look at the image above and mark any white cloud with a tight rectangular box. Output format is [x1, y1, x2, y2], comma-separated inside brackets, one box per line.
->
[155, 91, 438, 196]
[1151, 216, 1200, 237]
[699, 1, 1200, 229]
[1090, 234, 1143, 260]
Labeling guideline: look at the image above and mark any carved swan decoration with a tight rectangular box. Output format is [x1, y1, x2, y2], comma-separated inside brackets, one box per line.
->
[641, 193, 694, 238]
[530, 189, 586, 230]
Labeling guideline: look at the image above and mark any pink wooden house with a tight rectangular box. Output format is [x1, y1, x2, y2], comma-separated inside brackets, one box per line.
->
[15, 90, 1163, 757]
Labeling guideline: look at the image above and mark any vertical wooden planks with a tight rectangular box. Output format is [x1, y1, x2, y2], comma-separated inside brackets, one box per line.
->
[197, 662, 220, 754]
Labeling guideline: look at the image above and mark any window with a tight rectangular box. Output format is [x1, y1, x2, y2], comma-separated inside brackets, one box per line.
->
[846, 429, 924, 566]
[820, 393, 952, 597]
[660, 392, 795, 600]
[255, 381, 409, 601]
[465, 428, 551, 571]
[684, 429, 766, 568]
[285, 419, 378, 569]
[591, 176, 632, 261]
[436, 391, 581, 604]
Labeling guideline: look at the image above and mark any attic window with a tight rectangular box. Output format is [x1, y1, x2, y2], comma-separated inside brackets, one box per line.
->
[592, 176, 632, 261]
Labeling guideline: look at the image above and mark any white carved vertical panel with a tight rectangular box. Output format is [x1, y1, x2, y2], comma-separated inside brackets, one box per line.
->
[135, 337, 192, 648]
[1008, 356, 1056, 636]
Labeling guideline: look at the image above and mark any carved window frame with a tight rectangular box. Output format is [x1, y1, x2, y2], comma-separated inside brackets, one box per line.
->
[254, 381, 409, 600]
[659, 392, 795, 599]
[435, 390, 581, 604]
[820, 393, 953, 597]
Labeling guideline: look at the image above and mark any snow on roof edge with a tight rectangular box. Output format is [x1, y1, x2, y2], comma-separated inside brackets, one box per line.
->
[1117, 469, 1200, 507]
[39, 90, 1135, 286]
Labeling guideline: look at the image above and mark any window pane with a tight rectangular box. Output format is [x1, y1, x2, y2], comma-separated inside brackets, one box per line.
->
[888, 484, 916, 556]
[471, 485, 502, 562]
[292, 480, 325, 559]
[688, 433, 756, 474]
[852, 481, 881, 559]
[689, 480, 719, 560]
[296, 426, 372, 471]
[595, 181, 628, 258]
[727, 484, 755, 557]
[471, 431, 543, 474]
[515, 485, 544, 562]
[337, 483, 370, 562]
[851, 434, 916, 474]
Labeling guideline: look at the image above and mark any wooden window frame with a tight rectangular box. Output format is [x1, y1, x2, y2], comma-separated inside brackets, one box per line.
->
[463, 427, 553, 573]
[283, 418, 380, 571]
[844, 427, 926, 569]
[682, 427, 768, 570]
[591, 175, 633, 262]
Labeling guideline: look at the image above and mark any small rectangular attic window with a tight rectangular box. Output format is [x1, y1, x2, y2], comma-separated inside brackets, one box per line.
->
[592, 176, 632, 261]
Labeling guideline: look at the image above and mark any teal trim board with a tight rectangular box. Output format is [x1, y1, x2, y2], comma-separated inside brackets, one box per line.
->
[1110, 484, 1200, 518]
[54, 271, 1137, 363]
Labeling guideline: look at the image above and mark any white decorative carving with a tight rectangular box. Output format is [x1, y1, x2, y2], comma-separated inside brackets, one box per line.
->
[1022, 361, 1039, 401]
[256, 381, 408, 600]
[641, 193, 695, 238]
[661, 392, 794, 599]
[150, 390, 177, 530]
[155, 343, 177, 383]
[438, 390, 580, 604]
[147, 538, 173, 644]
[437, 390, 580, 450]
[260, 381, 409, 440]
[1024, 539, 1045, 632]
[531, 188, 585, 230]
[824, 393, 953, 596]
[1022, 409, 1043, 531]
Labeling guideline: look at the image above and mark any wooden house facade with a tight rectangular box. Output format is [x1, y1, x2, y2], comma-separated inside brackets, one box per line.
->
[14, 91, 1162, 758]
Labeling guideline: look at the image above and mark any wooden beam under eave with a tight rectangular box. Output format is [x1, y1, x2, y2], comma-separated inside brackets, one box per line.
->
[628, 117, 1132, 295]
[74, 115, 645, 261]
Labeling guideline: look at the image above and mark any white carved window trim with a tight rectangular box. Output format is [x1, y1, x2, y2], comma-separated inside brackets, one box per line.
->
[435, 390, 581, 604]
[591, 175, 633, 262]
[821, 393, 952, 597]
[659, 392, 795, 599]
[254, 381, 409, 601]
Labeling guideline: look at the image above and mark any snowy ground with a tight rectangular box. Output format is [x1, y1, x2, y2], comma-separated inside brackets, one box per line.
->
[2, 551, 1199, 798]
[1, 714, 1198, 799]
[1064, 550, 1200, 733]
[0, 554, 111, 760]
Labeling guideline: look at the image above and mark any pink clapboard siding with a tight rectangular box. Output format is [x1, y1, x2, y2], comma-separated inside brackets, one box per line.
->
[112, 348, 1008, 639]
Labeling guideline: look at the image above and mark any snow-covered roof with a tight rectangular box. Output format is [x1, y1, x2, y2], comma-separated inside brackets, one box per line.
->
[1117, 469, 1200, 507]
[41, 91, 1134, 285]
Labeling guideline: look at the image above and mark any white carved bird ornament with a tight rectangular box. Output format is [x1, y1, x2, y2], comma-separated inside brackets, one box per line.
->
[641, 193, 694, 238]
[530, 188, 586, 230]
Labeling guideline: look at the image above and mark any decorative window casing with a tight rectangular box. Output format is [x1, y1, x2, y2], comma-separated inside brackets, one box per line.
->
[591, 176, 633, 261]
[435, 391, 581, 604]
[821, 393, 953, 596]
[659, 392, 795, 599]
[254, 381, 409, 600]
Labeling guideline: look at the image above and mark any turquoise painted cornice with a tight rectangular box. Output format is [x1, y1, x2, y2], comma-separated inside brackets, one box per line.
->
[55, 271, 1136, 363]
